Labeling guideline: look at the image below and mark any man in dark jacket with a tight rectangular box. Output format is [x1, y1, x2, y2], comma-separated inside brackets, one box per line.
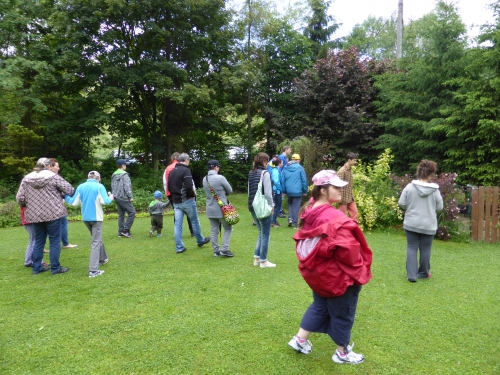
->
[111, 159, 135, 238]
[167, 153, 210, 253]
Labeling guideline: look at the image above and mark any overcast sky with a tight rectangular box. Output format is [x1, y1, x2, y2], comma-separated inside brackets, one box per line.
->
[332, 0, 495, 39]
[274, 0, 497, 40]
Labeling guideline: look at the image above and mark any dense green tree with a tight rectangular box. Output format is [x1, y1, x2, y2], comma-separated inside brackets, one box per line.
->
[441, 2, 500, 185]
[374, 1, 467, 174]
[51, 0, 234, 168]
[340, 15, 397, 60]
[258, 16, 315, 152]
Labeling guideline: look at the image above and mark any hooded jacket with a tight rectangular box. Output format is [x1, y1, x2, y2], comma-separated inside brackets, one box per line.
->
[270, 164, 283, 194]
[282, 161, 307, 197]
[16, 170, 75, 223]
[111, 169, 133, 200]
[148, 200, 171, 215]
[398, 180, 444, 235]
[293, 204, 372, 298]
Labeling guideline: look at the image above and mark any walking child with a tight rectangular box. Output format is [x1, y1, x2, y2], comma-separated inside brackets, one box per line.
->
[288, 170, 372, 364]
[149, 190, 171, 237]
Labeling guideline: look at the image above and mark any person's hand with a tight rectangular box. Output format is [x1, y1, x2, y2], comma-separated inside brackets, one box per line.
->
[130, 198, 134, 202]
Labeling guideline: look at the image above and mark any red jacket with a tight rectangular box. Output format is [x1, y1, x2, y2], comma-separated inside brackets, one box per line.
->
[163, 160, 178, 196]
[293, 204, 372, 297]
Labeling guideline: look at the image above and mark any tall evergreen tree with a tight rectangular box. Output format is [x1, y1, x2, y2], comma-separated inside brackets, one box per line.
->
[374, 1, 467, 174]
[441, 1, 500, 185]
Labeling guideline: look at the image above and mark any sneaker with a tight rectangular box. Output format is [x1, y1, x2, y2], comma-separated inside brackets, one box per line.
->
[149, 230, 154, 237]
[332, 348, 364, 364]
[288, 220, 293, 227]
[121, 231, 133, 238]
[219, 250, 234, 257]
[62, 244, 78, 248]
[253, 258, 260, 266]
[197, 237, 210, 247]
[271, 222, 281, 228]
[407, 278, 416, 283]
[52, 266, 69, 275]
[99, 259, 109, 265]
[157, 234, 162, 238]
[288, 335, 313, 354]
[278, 213, 286, 218]
[32, 266, 50, 275]
[214, 251, 221, 257]
[176, 247, 187, 254]
[118, 232, 126, 237]
[25, 263, 32, 267]
[89, 270, 105, 278]
[260, 261, 276, 268]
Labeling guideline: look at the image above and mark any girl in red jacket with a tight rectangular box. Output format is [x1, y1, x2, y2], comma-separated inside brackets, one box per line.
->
[287, 170, 372, 365]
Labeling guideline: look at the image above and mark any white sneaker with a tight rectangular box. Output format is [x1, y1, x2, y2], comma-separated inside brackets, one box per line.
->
[253, 258, 260, 266]
[332, 348, 364, 364]
[89, 270, 105, 278]
[288, 335, 312, 354]
[260, 261, 276, 268]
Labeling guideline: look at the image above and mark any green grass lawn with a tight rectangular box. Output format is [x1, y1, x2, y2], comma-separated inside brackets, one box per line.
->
[1, 194, 499, 374]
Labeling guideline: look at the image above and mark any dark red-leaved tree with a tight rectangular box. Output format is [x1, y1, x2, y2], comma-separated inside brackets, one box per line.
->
[291, 47, 387, 165]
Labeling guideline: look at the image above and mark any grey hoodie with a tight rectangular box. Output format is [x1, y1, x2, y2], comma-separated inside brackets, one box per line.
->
[111, 169, 133, 200]
[398, 180, 444, 235]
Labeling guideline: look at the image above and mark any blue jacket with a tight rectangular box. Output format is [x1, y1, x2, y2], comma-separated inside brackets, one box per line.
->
[65, 179, 113, 221]
[270, 165, 283, 194]
[282, 161, 307, 197]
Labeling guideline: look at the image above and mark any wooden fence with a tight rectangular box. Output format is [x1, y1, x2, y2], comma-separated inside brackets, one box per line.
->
[471, 186, 500, 242]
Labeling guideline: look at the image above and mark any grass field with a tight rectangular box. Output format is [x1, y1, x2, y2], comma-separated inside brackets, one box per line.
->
[1, 194, 499, 374]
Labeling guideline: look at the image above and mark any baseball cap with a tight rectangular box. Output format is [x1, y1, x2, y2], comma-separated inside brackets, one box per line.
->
[207, 159, 220, 169]
[88, 171, 101, 181]
[291, 154, 301, 160]
[312, 170, 348, 187]
[117, 159, 130, 166]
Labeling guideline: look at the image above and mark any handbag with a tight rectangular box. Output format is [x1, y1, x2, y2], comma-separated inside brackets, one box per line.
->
[252, 170, 272, 219]
[205, 176, 240, 225]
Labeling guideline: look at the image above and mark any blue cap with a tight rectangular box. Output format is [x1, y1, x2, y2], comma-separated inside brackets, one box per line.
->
[154, 190, 162, 199]
[117, 159, 130, 166]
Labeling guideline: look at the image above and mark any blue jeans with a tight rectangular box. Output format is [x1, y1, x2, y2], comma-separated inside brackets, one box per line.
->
[60, 216, 69, 246]
[173, 198, 205, 251]
[288, 196, 303, 226]
[33, 219, 62, 274]
[250, 211, 272, 261]
[272, 192, 282, 224]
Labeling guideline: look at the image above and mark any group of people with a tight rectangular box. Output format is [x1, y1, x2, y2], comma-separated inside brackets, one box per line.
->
[16, 157, 142, 277]
[16, 149, 443, 366]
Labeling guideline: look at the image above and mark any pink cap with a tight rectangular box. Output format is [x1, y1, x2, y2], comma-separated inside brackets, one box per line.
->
[312, 170, 348, 187]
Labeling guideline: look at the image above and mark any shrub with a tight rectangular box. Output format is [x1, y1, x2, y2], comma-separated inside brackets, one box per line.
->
[353, 149, 403, 231]
[0, 201, 21, 228]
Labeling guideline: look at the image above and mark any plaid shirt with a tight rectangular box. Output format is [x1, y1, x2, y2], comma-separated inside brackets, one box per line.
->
[16, 170, 75, 223]
[337, 164, 354, 204]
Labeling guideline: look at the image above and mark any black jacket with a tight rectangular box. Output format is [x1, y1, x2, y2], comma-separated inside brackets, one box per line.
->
[168, 163, 195, 204]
